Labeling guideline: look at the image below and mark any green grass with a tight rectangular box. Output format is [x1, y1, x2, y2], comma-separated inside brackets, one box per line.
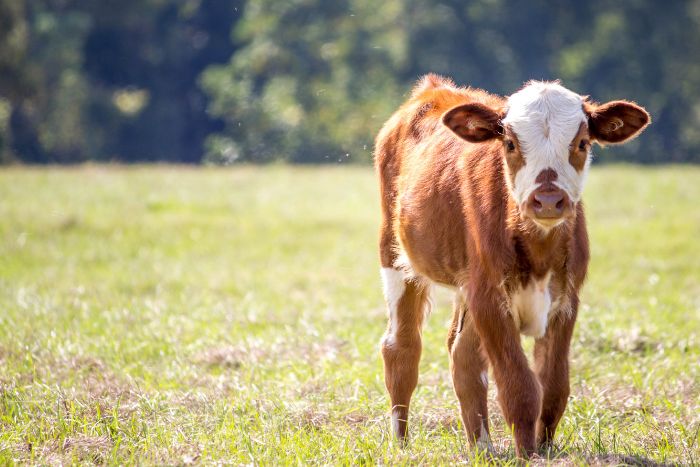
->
[0, 164, 698, 465]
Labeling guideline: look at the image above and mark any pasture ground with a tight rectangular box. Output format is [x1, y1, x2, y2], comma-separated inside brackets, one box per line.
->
[0, 165, 699, 465]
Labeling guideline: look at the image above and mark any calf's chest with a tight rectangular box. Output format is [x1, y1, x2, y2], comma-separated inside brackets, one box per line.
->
[509, 272, 557, 338]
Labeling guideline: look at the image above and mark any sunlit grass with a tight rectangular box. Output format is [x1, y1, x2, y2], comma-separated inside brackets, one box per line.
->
[0, 165, 698, 464]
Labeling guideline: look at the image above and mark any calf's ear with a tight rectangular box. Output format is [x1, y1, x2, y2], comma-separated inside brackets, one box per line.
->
[585, 100, 650, 145]
[442, 103, 504, 142]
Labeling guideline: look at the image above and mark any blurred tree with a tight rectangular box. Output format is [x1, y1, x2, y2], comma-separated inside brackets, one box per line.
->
[2, 0, 243, 163]
[23, 1, 92, 163]
[0, 0, 699, 163]
[0, 0, 29, 162]
[201, 0, 410, 163]
[80, 0, 245, 162]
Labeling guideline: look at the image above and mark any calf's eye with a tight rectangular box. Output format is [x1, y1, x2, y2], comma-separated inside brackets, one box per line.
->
[506, 140, 515, 152]
[578, 139, 589, 151]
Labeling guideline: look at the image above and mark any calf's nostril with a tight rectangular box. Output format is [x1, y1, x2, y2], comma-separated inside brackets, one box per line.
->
[556, 199, 564, 210]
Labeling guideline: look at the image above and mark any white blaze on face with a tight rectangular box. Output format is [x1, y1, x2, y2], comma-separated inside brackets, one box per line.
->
[502, 81, 591, 206]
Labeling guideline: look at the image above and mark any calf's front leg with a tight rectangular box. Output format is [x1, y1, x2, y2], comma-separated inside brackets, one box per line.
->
[533, 296, 578, 447]
[469, 282, 542, 457]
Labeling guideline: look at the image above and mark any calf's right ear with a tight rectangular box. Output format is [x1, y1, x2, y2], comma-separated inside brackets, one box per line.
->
[442, 103, 504, 142]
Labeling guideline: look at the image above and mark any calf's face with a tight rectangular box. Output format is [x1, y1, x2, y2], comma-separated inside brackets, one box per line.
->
[442, 81, 650, 229]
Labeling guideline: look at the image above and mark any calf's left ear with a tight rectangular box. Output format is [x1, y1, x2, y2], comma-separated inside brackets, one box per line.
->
[585, 100, 650, 144]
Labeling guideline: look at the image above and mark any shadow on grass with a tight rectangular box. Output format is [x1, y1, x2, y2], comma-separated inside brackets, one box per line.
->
[530, 445, 678, 466]
[468, 442, 680, 466]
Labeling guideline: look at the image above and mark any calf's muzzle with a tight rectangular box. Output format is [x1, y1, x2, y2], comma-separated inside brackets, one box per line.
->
[532, 190, 567, 218]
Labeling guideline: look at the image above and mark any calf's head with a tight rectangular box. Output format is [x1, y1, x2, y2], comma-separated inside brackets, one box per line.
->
[442, 81, 650, 229]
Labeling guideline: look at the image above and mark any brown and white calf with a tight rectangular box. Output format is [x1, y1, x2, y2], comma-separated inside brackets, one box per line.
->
[375, 74, 649, 456]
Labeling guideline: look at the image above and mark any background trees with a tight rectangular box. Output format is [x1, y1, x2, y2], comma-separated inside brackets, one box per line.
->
[0, 0, 698, 164]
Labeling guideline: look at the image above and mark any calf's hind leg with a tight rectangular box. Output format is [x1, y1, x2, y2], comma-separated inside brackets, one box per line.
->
[380, 267, 429, 443]
[448, 292, 491, 449]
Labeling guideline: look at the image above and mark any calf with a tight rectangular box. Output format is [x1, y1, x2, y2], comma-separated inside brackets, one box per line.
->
[375, 74, 649, 456]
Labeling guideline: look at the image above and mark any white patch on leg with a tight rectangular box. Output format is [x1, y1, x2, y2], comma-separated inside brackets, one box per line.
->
[394, 252, 434, 319]
[476, 421, 493, 452]
[381, 267, 406, 347]
[391, 411, 401, 438]
[393, 252, 416, 279]
[510, 271, 552, 337]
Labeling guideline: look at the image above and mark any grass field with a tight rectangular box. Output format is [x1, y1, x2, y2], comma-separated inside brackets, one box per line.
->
[0, 165, 699, 465]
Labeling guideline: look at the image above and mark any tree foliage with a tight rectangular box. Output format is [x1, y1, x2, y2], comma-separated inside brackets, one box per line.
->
[1, 0, 243, 163]
[201, 0, 410, 163]
[0, 0, 698, 163]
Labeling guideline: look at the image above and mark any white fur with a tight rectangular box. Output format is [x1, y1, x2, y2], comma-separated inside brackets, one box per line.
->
[392, 411, 401, 438]
[509, 271, 552, 338]
[393, 251, 417, 280]
[476, 420, 493, 452]
[381, 267, 406, 347]
[502, 81, 591, 207]
[392, 253, 435, 316]
[480, 371, 488, 388]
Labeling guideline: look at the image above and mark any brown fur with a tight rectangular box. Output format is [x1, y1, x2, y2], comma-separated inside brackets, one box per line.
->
[503, 129, 525, 183]
[375, 75, 648, 457]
